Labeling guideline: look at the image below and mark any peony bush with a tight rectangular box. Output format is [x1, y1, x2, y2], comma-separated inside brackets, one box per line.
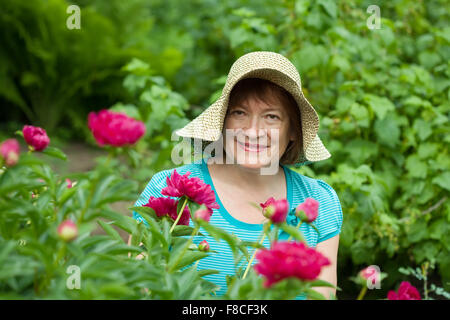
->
[0, 117, 444, 300]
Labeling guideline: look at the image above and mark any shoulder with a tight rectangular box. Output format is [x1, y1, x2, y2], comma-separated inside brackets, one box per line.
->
[287, 167, 343, 243]
[286, 167, 339, 201]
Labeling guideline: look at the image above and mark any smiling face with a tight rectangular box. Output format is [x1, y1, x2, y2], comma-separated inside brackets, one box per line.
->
[222, 78, 300, 170]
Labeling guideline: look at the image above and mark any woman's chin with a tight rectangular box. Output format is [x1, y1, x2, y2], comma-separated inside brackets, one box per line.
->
[231, 153, 277, 168]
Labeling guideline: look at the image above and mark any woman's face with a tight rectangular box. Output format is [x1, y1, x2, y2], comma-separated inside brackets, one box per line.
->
[222, 94, 295, 171]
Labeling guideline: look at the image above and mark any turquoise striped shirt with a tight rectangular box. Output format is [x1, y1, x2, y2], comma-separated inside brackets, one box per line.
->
[132, 157, 343, 300]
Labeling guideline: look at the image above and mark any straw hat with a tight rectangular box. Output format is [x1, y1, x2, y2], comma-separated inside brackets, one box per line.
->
[175, 51, 331, 166]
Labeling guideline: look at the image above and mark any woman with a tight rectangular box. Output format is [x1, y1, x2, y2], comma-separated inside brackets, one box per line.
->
[132, 51, 343, 299]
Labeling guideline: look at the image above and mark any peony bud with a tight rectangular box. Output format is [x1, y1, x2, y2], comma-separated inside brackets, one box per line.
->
[0, 139, 20, 167]
[194, 208, 212, 222]
[22, 125, 50, 151]
[295, 198, 319, 223]
[260, 197, 288, 224]
[198, 240, 210, 252]
[65, 178, 73, 188]
[358, 266, 378, 286]
[57, 219, 78, 242]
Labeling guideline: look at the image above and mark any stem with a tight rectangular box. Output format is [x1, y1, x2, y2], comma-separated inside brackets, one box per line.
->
[357, 286, 367, 300]
[242, 222, 271, 279]
[422, 263, 428, 300]
[287, 220, 303, 241]
[274, 224, 279, 243]
[168, 224, 199, 273]
[53, 243, 67, 267]
[169, 197, 188, 234]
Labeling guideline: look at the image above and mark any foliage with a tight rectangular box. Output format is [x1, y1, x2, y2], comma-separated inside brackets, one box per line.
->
[107, 58, 191, 185]
[1, 0, 449, 298]
[0, 141, 336, 299]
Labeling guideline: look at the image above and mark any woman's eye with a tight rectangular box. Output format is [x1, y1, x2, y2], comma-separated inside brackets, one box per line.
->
[232, 110, 245, 116]
[267, 114, 280, 120]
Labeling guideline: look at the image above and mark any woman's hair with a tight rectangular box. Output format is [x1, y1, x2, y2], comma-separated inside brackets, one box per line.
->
[222, 77, 303, 166]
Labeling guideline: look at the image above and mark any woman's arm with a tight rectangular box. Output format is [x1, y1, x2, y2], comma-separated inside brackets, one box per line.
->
[309, 234, 340, 299]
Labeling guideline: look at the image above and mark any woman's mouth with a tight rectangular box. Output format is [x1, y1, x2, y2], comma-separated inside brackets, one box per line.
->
[237, 141, 269, 152]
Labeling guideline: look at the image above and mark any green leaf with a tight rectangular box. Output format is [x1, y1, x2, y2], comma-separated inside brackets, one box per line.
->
[279, 223, 306, 242]
[374, 118, 400, 148]
[305, 288, 327, 300]
[197, 220, 242, 257]
[335, 95, 355, 115]
[97, 220, 125, 243]
[99, 209, 136, 234]
[413, 119, 432, 141]
[363, 94, 396, 120]
[418, 143, 439, 159]
[407, 219, 428, 243]
[432, 172, 450, 191]
[40, 146, 67, 161]
[57, 186, 77, 207]
[14, 130, 24, 138]
[405, 155, 428, 179]
[172, 225, 204, 237]
[129, 206, 158, 221]
[292, 44, 328, 72]
[171, 250, 209, 271]
[318, 0, 337, 18]
[307, 279, 341, 291]
[197, 269, 220, 277]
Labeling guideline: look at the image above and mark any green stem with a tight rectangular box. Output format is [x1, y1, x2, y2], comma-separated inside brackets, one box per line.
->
[53, 243, 67, 267]
[169, 197, 188, 234]
[422, 263, 428, 300]
[287, 220, 303, 241]
[242, 222, 271, 279]
[168, 224, 199, 273]
[357, 286, 367, 300]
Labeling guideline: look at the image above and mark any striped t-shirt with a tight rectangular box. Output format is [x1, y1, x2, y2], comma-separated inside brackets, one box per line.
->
[132, 157, 343, 300]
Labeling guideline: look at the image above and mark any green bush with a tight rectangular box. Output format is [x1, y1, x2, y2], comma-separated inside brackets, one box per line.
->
[1, 0, 449, 298]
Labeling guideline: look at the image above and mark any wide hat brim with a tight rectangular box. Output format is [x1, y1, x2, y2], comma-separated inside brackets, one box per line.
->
[175, 51, 331, 166]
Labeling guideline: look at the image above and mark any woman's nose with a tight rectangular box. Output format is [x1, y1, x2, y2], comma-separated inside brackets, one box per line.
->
[242, 116, 266, 139]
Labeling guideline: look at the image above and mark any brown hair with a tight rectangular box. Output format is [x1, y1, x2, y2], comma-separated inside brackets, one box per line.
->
[224, 77, 303, 165]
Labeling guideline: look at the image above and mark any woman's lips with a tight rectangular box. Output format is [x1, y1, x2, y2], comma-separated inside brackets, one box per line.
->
[237, 140, 269, 152]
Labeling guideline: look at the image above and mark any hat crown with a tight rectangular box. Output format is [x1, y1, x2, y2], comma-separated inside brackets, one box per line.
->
[227, 51, 302, 88]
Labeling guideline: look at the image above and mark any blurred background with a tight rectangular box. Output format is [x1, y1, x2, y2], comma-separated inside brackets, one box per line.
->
[0, 0, 449, 299]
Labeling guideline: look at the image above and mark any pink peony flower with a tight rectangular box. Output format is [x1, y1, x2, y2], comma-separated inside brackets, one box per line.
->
[260, 197, 289, 224]
[0, 138, 20, 166]
[295, 198, 319, 223]
[57, 219, 78, 242]
[143, 196, 191, 226]
[22, 125, 50, 151]
[387, 281, 421, 300]
[198, 240, 210, 252]
[254, 241, 331, 288]
[87, 109, 146, 147]
[194, 208, 212, 222]
[161, 169, 219, 215]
